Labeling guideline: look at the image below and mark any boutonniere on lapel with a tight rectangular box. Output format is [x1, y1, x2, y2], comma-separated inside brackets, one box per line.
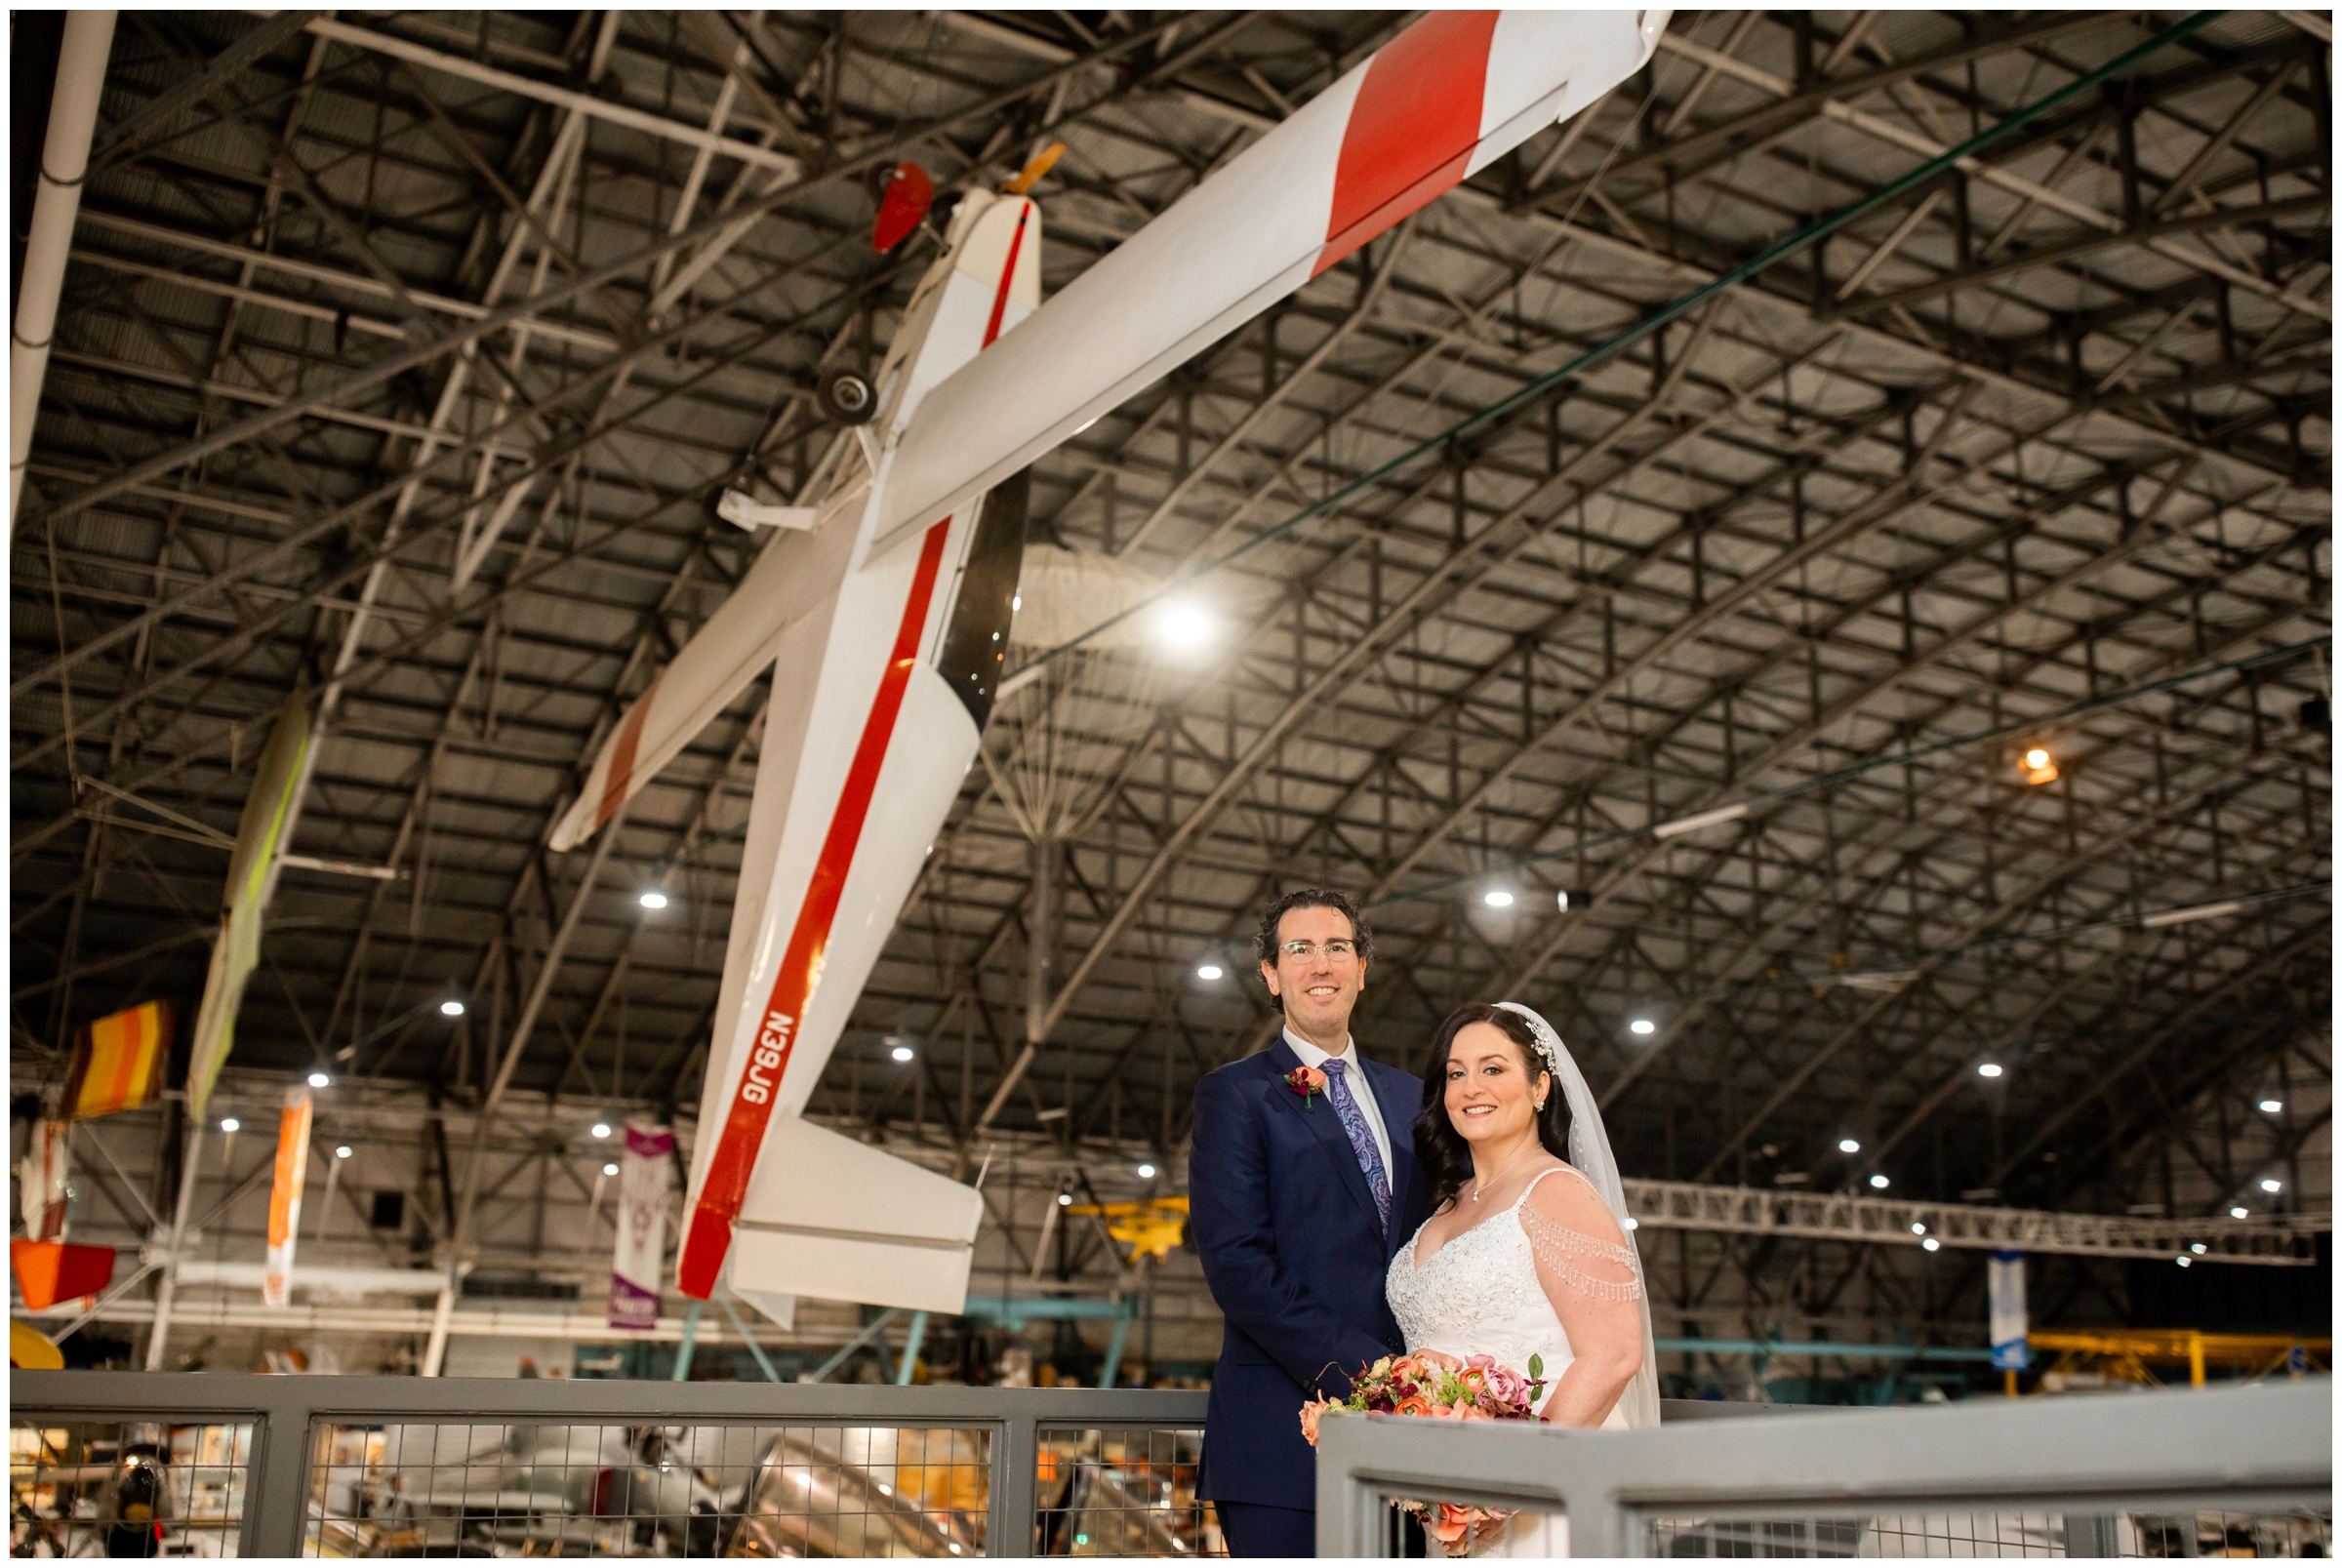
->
[1283, 1065, 1327, 1109]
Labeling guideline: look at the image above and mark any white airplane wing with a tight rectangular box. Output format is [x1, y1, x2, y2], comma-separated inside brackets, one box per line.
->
[872, 10, 1668, 554]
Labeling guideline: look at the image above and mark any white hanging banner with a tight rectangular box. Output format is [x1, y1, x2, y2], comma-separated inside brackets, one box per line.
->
[1988, 1248, 2029, 1371]
[610, 1119, 672, 1331]
[19, 1119, 70, 1240]
[262, 1086, 313, 1306]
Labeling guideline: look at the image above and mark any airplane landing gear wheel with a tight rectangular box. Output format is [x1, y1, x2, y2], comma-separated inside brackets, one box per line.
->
[817, 366, 876, 426]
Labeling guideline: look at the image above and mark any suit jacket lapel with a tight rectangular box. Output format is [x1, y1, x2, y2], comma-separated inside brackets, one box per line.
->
[1268, 1035, 1382, 1235]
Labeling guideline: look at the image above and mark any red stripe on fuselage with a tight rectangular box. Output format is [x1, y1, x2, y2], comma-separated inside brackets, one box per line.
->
[982, 204, 1030, 348]
[675, 520, 952, 1300]
[1312, 11, 1498, 278]
[598, 675, 659, 830]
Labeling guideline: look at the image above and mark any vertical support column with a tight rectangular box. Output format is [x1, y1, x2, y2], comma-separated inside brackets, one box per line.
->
[672, 1298, 706, 1381]
[896, 1310, 928, 1385]
[143, 1122, 204, 1370]
[419, 1268, 457, 1377]
[989, 1407, 1039, 1558]
[1098, 1305, 1132, 1389]
[2065, 1515, 2120, 1557]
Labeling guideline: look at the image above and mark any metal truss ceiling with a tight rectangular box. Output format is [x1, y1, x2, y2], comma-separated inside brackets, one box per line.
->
[13, 12, 2331, 1237]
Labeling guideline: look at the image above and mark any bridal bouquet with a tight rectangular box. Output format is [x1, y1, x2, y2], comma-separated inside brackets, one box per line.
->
[1300, 1352, 1548, 1552]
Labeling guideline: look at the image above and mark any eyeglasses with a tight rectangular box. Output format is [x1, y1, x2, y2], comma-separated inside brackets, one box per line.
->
[1277, 938, 1358, 961]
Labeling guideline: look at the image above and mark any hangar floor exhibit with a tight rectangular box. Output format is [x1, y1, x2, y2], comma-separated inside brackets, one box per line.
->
[7, 7, 2330, 1558]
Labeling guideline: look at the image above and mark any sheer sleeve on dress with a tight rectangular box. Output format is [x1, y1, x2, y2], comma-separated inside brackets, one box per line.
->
[1517, 1181, 1644, 1303]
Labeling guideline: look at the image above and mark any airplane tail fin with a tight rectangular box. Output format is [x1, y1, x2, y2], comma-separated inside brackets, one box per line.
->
[724, 1116, 982, 1314]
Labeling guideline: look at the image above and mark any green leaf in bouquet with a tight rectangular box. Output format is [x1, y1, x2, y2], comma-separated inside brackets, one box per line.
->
[1527, 1353, 1544, 1381]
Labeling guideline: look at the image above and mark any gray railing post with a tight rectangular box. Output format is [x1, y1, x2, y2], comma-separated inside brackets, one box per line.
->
[990, 1401, 1039, 1557]
[2065, 1514, 2120, 1556]
[239, 1378, 316, 1559]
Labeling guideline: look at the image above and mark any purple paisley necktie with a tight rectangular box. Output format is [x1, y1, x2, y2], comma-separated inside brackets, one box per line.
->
[1323, 1058, 1392, 1233]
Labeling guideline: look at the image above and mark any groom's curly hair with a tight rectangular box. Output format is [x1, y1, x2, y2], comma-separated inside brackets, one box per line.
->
[1414, 1003, 1574, 1208]
[1252, 887, 1374, 965]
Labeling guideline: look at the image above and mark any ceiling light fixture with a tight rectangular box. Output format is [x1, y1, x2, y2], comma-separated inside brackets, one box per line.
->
[891, 1044, 915, 1063]
[604, 1162, 620, 1177]
[1157, 600, 1214, 650]
[1196, 963, 1224, 981]
[1838, 1138, 1861, 1154]
[2020, 746, 2058, 785]
[1977, 1062, 2003, 1078]
[2175, 1255, 2193, 1268]
[1869, 1174, 1890, 1189]
[639, 890, 668, 910]
[1629, 1018, 1656, 1036]
[335, 1146, 353, 1160]
[1483, 889, 1514, 908]
[2259, 1099, 2283, 1113]
[591, 1123, 611, 1139]
[2260, 1177, 2282, 1192]
[1910, 1223, 1926, 1235]
[2190, 1242, 2207, 1255]
[1922, 1237, 1941, 1252]
[1056, 1192, 1072, 1208]
[1138, 1163, 1156, 1179]
[440, 999, 465, 1017]
[307, 1071, 330, 1089]
[2230, 1207, 2249, 1219]
[219, 1117, 239, 1134]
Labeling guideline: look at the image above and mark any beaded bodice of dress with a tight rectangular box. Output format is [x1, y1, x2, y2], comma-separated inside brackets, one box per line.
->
[1385, 1166, 1631, 1432]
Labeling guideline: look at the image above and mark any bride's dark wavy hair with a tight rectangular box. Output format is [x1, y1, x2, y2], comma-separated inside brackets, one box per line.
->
[1413, 1003, 1573, 1207]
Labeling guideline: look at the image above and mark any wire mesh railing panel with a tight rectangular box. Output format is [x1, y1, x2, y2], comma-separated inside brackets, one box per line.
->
[2113, 1508, 2334, 1558]
[303, 1419, 990, 1558]
[10, 1417, 254, 1558]
[1033, 1427, 1219, 1556]
[1646, 1509, 2063, 1557]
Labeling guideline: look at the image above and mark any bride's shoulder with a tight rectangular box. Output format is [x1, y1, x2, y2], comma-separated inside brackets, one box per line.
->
[1519, 1163, 1625, 1236]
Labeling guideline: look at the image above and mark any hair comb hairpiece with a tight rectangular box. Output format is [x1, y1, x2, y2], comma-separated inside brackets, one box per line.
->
[1493, 1001, 1563, 1081]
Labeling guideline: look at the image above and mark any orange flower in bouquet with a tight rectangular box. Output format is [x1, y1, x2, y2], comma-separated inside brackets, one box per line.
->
[1298, 1350, 1551, 1554]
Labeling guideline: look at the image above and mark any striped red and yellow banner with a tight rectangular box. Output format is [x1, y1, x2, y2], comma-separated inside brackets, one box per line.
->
[59, 1000, 174, 1120]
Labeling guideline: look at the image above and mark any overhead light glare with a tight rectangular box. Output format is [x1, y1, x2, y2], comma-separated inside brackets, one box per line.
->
[335, 1145, 353, 1160]
[307, 1071, 330, 1089]
[2019, 746, 2058, 785]
[1156, 599, 1214, 650]
[591, 1123, 612, 1139]
[1622, 1216, 1639, 1230]
[2190, 1242, 2207, 1255]
[440, 999, 465, 1017]
[1838, 1138, 1861, 1154]
[1056, 1192, 1072, 1207]
[1138, 1163, 1156, 1179]
[1482, 889, 1514, 907]
[1869, 1174, 1890, 1189]
[2260, 1177, 2282, 1192]
[2175, 1255, 2193, 1267]
[1921, 1237, 1941, 1252]
[1910, 1223, 1926, 1235]
[1977, 1062, 2003, 1078]
[891, 1044, 916, 1063]
[219, 1117, 240, 1134]
[639, 890, 668, 910]
[1196, 963, 1224, 981]
[604, 1162, 620, 1177]
[2259, 1099, 2283, 1113]
[2230, 1207, 2249, 1219]
[1628, 1018, 1657, 1036]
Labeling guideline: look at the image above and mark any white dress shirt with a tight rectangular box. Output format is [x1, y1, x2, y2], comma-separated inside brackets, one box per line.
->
[1284, 1028, 1393, 1177]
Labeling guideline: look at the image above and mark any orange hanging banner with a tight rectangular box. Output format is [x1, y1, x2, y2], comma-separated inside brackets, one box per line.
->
[262, 1086, 313, 1306]
[59, 1000, 174, 1120]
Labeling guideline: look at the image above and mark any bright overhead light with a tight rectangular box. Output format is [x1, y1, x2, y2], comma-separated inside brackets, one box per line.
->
[307, 1071, 330, 1089]
[603, 1162, 620, 1177]
[2023, 747, 2050, 770]
[1483, 889, 1514, 907]
[591, 1123, 611, 1139]
[1910, 1223, 1926, 1235]
[1869, 1174, 1890, 1189]
[2260, 1177, 2282, 1192]
[1196, 963, 1224, 981]
[890, 1044, 915, 1063]
[219, 1117, 240, 1134]
[2175, 1255, 2193, 1268]
[1977, 1063, 2003, 1078]
[1156, 599, 1214, 650]
[639, 890, 668, 909]
[440, 999, 465, 1017]
[1622, 1216, 1639, 1231]
[1629, 1018, 1656, 1036]
[2019, 746, 2058, 785]
[1137, 1163, 1156, 1179]
[1838, 1138, 1861, 1154]
[2259, 1099, 2283, 1113]
[335, 1146, 352, 1160]
[1921, 1237, 1941, 1253]
[2230, 1206, 2249, 1219]
[1056, 1192, 1072, 1207]
[1011, 595, 1023, 612]
[2190, 1242, 2207, 1255]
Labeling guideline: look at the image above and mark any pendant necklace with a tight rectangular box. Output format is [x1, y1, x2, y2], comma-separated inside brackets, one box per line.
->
[1471, 1140, 1541, 1203]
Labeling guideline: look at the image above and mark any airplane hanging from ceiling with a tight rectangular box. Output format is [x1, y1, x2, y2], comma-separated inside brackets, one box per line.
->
[548, 10, 1671, 1313]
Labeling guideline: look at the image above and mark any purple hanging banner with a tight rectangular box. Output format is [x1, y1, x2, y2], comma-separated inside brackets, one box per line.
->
[610, 1120, 673, 1331]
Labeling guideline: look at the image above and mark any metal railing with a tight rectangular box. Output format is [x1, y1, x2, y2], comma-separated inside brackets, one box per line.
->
[1314, 1378, 2332, 1557]
[11, 1370, 1213, 1557]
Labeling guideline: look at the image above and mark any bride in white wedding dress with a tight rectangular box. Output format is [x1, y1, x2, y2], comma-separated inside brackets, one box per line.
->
[1385, 1002, 1661, 1558]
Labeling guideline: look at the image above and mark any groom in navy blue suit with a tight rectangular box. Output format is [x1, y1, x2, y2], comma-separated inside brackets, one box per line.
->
[1191, 888, 1431, 1558]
